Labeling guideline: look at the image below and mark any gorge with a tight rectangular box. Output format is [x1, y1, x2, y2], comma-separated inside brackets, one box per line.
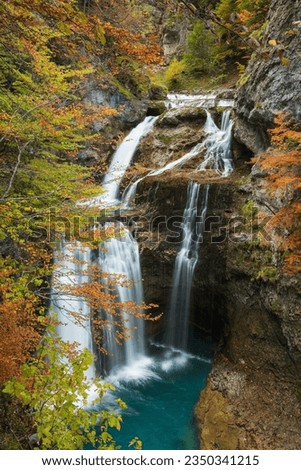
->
[0, 0, 300, 453]
[51, 97, 235, 449]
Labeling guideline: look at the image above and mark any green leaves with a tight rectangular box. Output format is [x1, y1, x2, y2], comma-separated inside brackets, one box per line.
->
[3, 326, 124, 450]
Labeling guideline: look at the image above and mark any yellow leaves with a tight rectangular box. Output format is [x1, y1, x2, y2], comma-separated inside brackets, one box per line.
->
[279, 51, 290, 67]
[95, 25, 106, 45]
[267, 39, 291, 67]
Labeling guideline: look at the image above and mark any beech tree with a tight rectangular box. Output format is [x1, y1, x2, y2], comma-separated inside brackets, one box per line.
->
[0, 0, 162, 449]
[3, 322, 141, 450]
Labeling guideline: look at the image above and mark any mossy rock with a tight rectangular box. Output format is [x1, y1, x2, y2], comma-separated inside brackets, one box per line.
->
[158, 107, 207, 127]
[195, 386, 241, 450]
[148, 84, 167, 100]
[147, 100, 166, 116]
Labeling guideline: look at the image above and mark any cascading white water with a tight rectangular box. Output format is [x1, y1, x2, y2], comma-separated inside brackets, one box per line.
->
[122, 143, 203, 207]
[85, 116, 158, 207]
[51, 242, 96, 379]
[98, 224, 146, 375]
[97, 116, 157, 374]
[203, 109, 219, 134]
[122, 109, 234, 207]
[51, 116, 157, 378]
[167, 93, 216, 109]
[52, 101, 233, 384]
[166, 182, 209, 350]
[166, 93, 234, 109]
[199, 110, 234, 176]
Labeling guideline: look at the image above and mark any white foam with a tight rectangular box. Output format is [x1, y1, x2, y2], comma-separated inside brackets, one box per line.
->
[108, 355, 160, 386]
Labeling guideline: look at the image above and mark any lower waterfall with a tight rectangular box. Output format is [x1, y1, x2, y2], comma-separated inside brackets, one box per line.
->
[167, 183, 209, 350]
[98, 224, 145, 375]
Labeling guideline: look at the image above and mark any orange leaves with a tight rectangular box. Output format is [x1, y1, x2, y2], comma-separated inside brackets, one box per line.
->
[104, 22, 163, 67]
[253, 112, 301, 276]
[51, 252, 159, 355]
[270, 112, 301, 149]
[238, 9, 255, 25]
[0, 296, 41, 383]
[254, 112, 301, 192]
[257, 150, 301, 191]
[266, 204, 301, 275]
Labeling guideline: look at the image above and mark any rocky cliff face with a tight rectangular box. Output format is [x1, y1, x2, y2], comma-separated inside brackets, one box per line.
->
[194, 0, 301, 449]
[127, 98, 301, 449]
[235, 0, 301, 153]
[195, 170, 301, 449]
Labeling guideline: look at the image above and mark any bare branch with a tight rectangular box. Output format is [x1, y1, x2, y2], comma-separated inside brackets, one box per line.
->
[0, 140, 31, 201]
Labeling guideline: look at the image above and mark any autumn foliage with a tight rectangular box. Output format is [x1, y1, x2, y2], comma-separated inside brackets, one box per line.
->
[0, 0, 163, 388]
[253, 113, 301, 275]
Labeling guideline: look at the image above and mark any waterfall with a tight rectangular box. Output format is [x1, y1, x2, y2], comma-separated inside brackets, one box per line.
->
[51, 242, 95, 379]
[51, 116, 157, 378]
[85, 116, 158, 207]
[166, 93, 234, 109]
[166, 183, 209, 350]
[122, 143, 203, 207]
[99, 225, 145, 375]
[199, 110, 234, 176]
[97, 116, 157, 374]
[51, 102, 233, 382]
[102, 116, 157, 204]
[122, 110, 233, 207]
[203, 109, 219, 134]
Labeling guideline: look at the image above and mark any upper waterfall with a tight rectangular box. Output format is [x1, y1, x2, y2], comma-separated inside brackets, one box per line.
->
[167, 93, 235, 109]
[93, 116, 157, 207]
[123, 108, 234, 207]
[199, 110, 234, 176]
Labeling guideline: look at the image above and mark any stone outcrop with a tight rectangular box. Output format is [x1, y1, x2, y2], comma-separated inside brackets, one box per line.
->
[194, 154, 301, 448]
[235, 0, 301, 152]
[162, 18, 190, 64]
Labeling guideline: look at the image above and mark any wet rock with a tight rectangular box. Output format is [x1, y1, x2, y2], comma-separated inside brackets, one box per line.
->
[119, 100, 148, 125]
[158, 107, 207, 126]
[147, 101, 167, 116]
[148, 84, 167, 101]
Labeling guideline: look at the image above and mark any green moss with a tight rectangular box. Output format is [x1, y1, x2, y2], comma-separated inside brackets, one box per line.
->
[250, 20, 269, 41]
[236, 175, 251, 186]
[242, 200, 258, 217]
[111, 57, 152, 99]
[110, 77, 134, 100]
[164, 58, 186, 89]
[157, 134, 172, 145]
[256, 266, 278, 282]
[271, 300, 283, 312]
